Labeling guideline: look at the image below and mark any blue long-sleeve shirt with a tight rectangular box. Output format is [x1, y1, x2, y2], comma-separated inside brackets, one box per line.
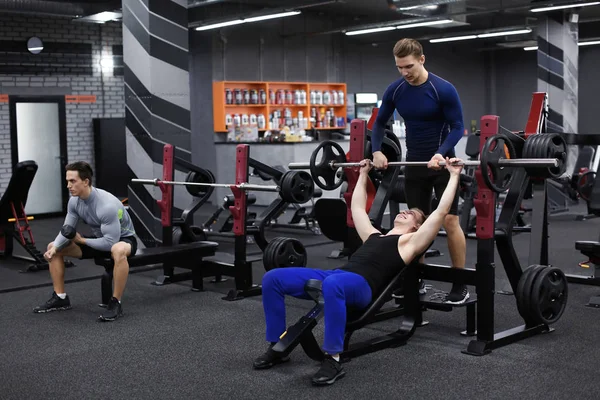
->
[372, 73, 464, 161]
[53, 187, 136, 251]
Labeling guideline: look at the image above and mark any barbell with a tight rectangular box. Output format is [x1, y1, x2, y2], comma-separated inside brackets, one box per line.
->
[287, 133, 568, 192]
[131, 170, 315, 204]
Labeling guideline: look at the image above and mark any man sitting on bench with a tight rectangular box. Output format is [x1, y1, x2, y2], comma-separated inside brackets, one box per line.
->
[34, 161, 137, 322]
[253, 157, 463, 386]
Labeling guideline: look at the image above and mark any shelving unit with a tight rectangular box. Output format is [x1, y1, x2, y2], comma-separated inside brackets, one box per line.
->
[212, 81, 347, 133]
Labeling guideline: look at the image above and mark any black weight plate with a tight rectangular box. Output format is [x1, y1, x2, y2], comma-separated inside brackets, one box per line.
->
[481, 133, 517, 193]
[516, 265, 542, 321]
[547, 133, 568, 178]
[185, 169, 215, 201]
[577, 171, 596, 201]
[529, 266, 568, 325]
[521, 265, 548, 323]
[310, 141, 346, 190]
[263, 237, 307, 271]
[280, 170, 315, 204]
[263, 237, 285, 271]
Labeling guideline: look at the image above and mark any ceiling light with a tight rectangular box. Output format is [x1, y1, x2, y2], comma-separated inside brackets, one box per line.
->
[430, 35, 478, 43]
[396, 19, 453, 29]
[345, 26, 396, 36]
[579, 40, 600, 46]
[531, 1, 600, 12]
[195, 10, 301, 31]
[524, 46, 538, 51]
[478, 28, 532, 38]
[196, 19, 244, 30]
[73, 11, 122, 23]
[244, 11, 301, 23]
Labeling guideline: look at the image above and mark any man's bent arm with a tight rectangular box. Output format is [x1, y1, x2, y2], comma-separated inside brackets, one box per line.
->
[52, 199, 79, 251]
[371, 89, 396, 153]
[84, 210, 121, 252]
[436, 85, 465, 157]
[351, 171, 379, 242]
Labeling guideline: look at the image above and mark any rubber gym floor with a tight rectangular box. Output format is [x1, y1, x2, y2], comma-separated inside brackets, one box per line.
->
[1, 202, 600, 400]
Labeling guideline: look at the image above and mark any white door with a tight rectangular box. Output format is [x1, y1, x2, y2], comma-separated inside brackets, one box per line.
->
[15, 102, 63, 214]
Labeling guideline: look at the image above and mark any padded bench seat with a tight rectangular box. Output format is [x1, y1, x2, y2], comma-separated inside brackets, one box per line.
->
[94, 241, 219, 269]
[575, 241, 600, 254]
[97, 241, 220, 304]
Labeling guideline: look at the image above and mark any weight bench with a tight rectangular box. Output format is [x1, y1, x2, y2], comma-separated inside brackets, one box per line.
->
[95, 241, 219, 305]
[569, 240, 600, 307]
[272, 264, 422, 363]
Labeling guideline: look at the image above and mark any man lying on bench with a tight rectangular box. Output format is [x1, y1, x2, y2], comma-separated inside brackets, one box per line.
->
[33, 161, 137, 322]
[253, 157, 463, 386]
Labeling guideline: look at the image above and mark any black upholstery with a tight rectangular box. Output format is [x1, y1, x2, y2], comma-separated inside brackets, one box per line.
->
[313, 199, 347, 242]
[465, 134, 480, 159]
[0, 161, 38, 221]
[94, 241, 219, 269]
[576, 241, 600, 254]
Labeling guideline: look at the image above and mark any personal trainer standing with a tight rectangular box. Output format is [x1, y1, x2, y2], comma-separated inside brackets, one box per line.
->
[371, 38, 469, 304]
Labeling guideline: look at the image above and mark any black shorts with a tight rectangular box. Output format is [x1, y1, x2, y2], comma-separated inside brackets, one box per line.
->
[403, 166, 459, 216]
[77, 236, 138, 260]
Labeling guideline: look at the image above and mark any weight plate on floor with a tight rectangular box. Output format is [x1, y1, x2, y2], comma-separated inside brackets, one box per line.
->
[529, 266, 568, 325]
[263, 237, 307, 271]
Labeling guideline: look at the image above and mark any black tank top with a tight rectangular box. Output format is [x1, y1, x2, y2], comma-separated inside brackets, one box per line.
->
[339, 233, 406, 297]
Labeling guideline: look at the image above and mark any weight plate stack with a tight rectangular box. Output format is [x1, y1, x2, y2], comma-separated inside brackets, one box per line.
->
[263, 237, 308, 271]
[280, 170, 315, 204]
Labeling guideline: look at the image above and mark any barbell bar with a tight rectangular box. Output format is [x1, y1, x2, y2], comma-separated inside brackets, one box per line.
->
[131, 178, 280, 192]
[131, 169, 316, 204]
[288, 158, 559, 170]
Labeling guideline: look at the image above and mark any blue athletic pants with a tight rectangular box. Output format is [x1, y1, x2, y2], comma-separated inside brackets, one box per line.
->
[261, 268, 372, 354]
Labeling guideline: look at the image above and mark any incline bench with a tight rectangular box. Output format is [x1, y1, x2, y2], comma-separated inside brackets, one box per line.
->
[271, 259, 478, 362]
[571, 240, 600, 307]
[95, 240, 219, 305]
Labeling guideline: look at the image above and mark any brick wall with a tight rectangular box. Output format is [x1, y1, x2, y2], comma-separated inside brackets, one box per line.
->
[0, 15, 124, 191]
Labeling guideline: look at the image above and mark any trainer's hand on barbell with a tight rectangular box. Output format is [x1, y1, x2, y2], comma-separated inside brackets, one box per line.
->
[428, 153, 446, 171]
[372, 151, 388, 169]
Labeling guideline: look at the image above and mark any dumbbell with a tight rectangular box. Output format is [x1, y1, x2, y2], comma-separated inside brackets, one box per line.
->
[61, 225, 76, 240]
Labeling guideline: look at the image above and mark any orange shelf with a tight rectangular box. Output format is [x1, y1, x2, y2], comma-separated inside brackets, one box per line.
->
[212, 81, 347, 133]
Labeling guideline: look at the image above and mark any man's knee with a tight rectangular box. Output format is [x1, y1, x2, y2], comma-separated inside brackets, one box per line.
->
[111, 242, 130, 262]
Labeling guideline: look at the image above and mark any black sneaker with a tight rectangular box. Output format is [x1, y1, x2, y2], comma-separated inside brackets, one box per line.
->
[253, 347, 290, 370]
[98, 297, 123, 322]
[392, 280, 427, 299]
[445, 283, 470, 305]
[311, 356, 345, 386]
[33, 292, 72, 313]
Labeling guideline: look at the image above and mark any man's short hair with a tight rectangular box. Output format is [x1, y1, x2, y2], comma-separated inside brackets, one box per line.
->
[393, 38, 424, 59]
[65, 161, 93, 185]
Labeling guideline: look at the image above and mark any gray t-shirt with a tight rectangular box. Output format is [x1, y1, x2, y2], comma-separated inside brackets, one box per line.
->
[53, 187, 136, 252]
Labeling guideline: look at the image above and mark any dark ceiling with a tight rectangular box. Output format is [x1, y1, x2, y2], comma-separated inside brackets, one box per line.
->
[1, 0, 599, 47]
